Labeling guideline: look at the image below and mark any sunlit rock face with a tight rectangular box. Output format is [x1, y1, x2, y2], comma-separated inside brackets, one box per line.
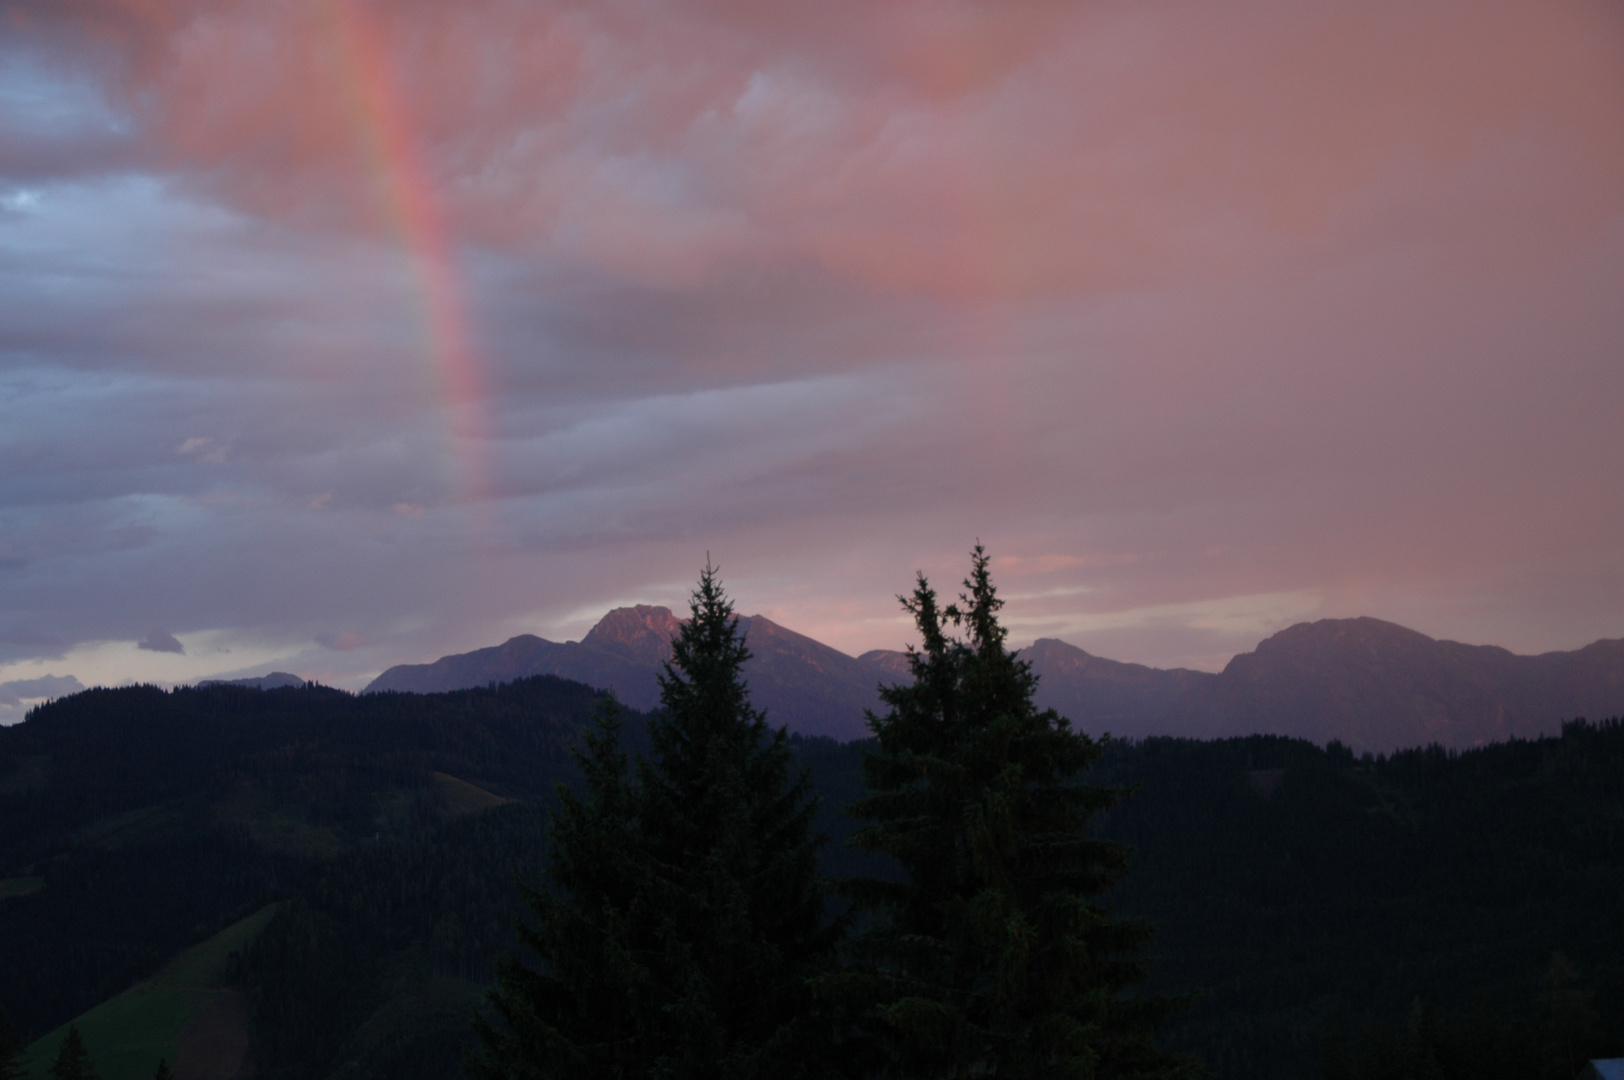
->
[582, 605, 684, 666]
[857, 650, 912, 681]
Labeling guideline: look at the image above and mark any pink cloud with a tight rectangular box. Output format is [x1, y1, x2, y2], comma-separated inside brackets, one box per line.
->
[18, 0, 1620, 297]
[2, 0, 1620, 684]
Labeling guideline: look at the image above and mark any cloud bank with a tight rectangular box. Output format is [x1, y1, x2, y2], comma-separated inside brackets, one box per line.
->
[0, 0, 1620, 695]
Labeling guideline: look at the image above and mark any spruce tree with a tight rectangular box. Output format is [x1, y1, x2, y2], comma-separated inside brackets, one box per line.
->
[152, 1059, 174, 1080]
[830, 545, 1196, 1080]
[48, 1026, 97, 1080]
[0, 1005, 24, 1080]
[473, 564, 834, 1080]
[634, 561, 834, 1080]
[472, 696, 656, 1080]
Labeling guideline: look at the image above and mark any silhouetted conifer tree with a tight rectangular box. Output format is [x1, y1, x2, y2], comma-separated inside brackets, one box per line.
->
[473, 695, 656, 1079]
[152, 1059, 174, 1080]
[634, 561, 835, 1079]
[473, 563, 834, 1080]
[1538, 951, 1603, 1080]
[0, 1005, 24, 1080]
[826, 545, 1197, 1079]
[48, 1026, 97, 1080]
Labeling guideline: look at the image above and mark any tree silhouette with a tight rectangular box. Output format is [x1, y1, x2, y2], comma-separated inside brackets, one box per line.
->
[48, 1026, 97, 1080]
[830, 544, 1197, 1079]
[0, 1005, 25, 1080]
[633, 561, 835, 1079]
[472, 696, 656, 1080]
[473, 563, 834, 1080]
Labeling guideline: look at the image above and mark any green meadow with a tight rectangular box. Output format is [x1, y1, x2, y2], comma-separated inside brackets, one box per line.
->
[20, 904, 277, 1080]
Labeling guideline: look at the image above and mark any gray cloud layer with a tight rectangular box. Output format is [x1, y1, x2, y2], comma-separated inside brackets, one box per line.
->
[0, 0, 1620, 692]
[0, 674, 84, 706]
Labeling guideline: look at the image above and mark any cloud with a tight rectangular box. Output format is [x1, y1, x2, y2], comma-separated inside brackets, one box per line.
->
[0, 630, 68, 662]
[177, 436, 228, 463]
[316, 631, 370, 652]
[137, 629, 184, 654]
[0, 673, 84, 706]
[13, 0, 1620, 295]
[0, 0, 1617, 692]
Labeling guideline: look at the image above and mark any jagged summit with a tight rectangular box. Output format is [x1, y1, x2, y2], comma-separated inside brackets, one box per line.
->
[366, 606, 887, 740]
[857, 649, 912, 680]
[582, 605, 683, 665]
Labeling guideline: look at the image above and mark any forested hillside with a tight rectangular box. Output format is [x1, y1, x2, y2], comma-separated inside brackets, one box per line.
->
[3, 679, 1621, 1080]
[0, 677, 623, 1043]
[223, 720, 1624, 1080]
[1092, 722, 1624, 1078]
[209, 721, 1624, 1078]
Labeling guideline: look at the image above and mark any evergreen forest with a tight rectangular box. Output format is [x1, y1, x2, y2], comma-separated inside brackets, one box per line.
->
[1, 563, 1621, 1080]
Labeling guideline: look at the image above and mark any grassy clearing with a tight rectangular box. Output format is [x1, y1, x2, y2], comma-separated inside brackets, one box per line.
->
[73, 802, 189, 850]
[0, 754, 50, 794]
[434, 772, 511, 816]
[212, 786, 348, 857]
[20, 904, 278, 1080]
[0, 875, 43, 898]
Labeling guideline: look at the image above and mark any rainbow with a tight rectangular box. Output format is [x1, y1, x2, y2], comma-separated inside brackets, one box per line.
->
[320, 0, 491, 510]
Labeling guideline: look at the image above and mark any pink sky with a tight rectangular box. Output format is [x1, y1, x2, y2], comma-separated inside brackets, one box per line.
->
[0, 0, 1621, 707]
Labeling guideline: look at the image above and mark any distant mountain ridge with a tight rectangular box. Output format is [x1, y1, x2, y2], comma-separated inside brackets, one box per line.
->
[366, 606, 888, 741]
[366, 611, 1624, 750]
[1196, 617, 1624, 749]
[199, 672, 306, 690]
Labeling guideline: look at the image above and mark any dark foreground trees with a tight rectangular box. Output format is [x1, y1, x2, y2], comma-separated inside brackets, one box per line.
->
[0, 1005, 23, 1080]
[824, 545, 1197, 1079]
[473, 564, 833, 1080]
[48, 1026, 97, 1080]
[475, 549, 1189, 1079]
[1322, 952, 1619, 1080]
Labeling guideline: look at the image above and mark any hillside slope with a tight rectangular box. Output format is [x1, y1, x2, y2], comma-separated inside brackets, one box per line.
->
[20, 905, 277, 1080]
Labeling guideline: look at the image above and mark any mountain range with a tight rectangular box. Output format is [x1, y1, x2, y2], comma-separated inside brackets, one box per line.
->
[366, 605, 884, 741]
[364, 609, 1624, 750]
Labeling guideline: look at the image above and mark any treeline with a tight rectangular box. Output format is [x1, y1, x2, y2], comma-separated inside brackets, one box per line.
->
[2, 676, 615, 859]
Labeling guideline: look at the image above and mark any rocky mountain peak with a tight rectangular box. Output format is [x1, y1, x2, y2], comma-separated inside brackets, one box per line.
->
[582, 605, 684, 665]
[857, 649, 913, 679]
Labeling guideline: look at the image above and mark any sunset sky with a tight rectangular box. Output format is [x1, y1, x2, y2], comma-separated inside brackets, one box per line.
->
[1, 0, 1622, 716]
